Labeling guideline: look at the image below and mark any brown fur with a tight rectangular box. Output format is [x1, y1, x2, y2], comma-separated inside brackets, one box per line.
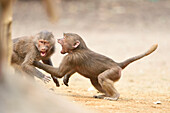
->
[11, 31, 59, 86]
[34, 33, 158, 100]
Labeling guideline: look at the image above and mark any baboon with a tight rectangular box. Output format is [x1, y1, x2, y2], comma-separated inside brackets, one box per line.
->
[34, 33, 158, 101]
[11, 31, 59, 86]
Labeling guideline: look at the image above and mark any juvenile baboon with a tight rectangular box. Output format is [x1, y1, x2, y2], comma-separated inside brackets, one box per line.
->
[11, 31, 59, 86]
[34, 33, 158, 101]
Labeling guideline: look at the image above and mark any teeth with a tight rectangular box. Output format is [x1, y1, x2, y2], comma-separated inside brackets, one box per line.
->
[41, 52, 46, 56]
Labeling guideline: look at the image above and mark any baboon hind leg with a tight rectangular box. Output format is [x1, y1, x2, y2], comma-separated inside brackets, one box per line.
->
[97, 68, 121, 101]
[90, 78, 106, 94]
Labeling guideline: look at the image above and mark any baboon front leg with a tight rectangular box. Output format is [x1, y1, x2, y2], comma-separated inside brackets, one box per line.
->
[21, 53, 50, 83]
[42, 59, 60, 87]
[21, 63, 50, 82]
[63, 69, 75, 86]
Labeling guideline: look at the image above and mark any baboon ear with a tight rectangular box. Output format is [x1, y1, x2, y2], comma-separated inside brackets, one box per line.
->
[73, 40, 80, 48]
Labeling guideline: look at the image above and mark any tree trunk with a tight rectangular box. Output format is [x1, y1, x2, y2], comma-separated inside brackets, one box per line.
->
[0, 0, 13, 80]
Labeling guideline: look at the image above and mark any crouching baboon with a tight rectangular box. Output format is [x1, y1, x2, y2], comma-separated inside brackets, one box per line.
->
[11, 31, 60, 86]
[34, 33, 158, 101]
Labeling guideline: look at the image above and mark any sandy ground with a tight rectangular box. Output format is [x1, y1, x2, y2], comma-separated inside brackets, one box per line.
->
[12, 0, 170, 113]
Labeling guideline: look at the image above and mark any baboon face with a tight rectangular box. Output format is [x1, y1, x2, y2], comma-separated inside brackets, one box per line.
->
[34, 31, 55, 57]
[38, 39, 51, 57]
[58, 33, 80, 54]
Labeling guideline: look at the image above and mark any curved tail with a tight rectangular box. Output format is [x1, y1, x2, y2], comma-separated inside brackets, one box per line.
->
[118, 44, 158, 69]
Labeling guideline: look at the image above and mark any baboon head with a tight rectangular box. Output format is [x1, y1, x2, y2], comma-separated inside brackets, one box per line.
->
[34, 31, 55, 57]
[58, 33, 87, 54]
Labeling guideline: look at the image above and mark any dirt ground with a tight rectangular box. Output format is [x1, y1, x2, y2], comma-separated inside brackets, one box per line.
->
[12, 0, 170, 113]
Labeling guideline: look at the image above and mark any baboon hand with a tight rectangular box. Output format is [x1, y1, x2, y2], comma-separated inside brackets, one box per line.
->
[42, 75, 51, 83]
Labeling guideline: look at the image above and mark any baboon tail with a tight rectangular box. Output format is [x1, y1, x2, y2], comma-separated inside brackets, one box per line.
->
[118, 44, 158, 69]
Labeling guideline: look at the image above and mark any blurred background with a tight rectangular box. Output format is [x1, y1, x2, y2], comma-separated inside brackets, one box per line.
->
[12, 0, 170, 75]
[12, 0, 170, 112]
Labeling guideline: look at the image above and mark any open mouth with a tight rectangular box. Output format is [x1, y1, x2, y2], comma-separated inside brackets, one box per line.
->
[40, 51, 47, 57]
[61, 46, 65, 54]
[57, 39, 66, 54]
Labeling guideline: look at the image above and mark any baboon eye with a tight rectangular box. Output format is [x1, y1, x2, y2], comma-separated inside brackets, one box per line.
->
[45, 42, 50, 45]
[40, 41, 44, 44]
